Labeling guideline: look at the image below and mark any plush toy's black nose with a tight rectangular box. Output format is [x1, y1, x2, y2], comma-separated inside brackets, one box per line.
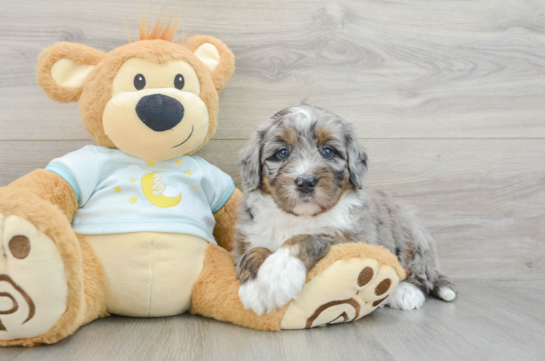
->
[135, 94, 184, 131]
[295, 176, 317, 194]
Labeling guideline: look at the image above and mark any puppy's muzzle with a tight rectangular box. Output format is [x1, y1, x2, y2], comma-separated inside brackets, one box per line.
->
[295, 176, 317, 194]
[136, 94, 185, 132]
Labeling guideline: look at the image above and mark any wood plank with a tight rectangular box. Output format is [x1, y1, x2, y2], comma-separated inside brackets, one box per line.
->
[0, 280, 543, 360]
[0, 138, 543, 281]
[2, 0, 545, 140]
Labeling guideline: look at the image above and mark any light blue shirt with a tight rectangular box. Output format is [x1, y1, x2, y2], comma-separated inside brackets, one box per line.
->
[46, 145, 235, 245]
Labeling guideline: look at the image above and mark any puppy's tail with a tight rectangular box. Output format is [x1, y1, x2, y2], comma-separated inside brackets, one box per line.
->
[430, 274, 457, 302]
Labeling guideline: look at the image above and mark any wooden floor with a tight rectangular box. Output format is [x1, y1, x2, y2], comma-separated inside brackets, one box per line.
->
[0, 0, 544, 359]
[0, 280, 542, 360]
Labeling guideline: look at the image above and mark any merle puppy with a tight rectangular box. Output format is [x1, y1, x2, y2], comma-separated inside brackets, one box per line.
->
[233, 104, 456, 315]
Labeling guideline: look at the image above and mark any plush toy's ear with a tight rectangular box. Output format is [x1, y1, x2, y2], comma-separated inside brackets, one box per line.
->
[186, 36, 235, 91]
[36, 42, 105, 103]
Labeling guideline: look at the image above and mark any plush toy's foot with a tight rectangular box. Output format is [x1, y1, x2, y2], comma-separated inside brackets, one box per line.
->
[280, 243, 405, 329]
[0, 214, 68, 341]
[0, 189, 107, 346]
[191, 243, 405, 331]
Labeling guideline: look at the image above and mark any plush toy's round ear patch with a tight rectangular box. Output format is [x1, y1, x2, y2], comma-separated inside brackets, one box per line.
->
[194, 43, 221, 72]
[50, 59, 95, 88]
[36, 42, 104, 103]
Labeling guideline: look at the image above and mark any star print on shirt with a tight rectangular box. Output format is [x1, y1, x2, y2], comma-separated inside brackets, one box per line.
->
[114, 187, 121, 193]
[183, 170, 194, 178]
[129, 178, 136, 183]
[145, 161, 155, 167]
[176, 160, 183, 166]
[128, 196, 138, 204]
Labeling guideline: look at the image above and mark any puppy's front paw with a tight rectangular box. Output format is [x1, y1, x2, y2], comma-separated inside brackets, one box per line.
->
[387, 282, 425, 310]
[239, 248, 306, 315]
[258, 248, 307, 312]
[238, 279, 268, 316]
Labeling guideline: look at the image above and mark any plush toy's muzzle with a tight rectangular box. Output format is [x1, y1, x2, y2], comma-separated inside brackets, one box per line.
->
[103, 87, 209, 161]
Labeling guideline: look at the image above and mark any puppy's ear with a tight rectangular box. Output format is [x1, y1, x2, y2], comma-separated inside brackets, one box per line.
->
[239, 119, 275, 191]
[186, 35, 235, 92]
[36, 42, 105, 103]
[239, 131, 263, 191]
[346, 127, 368, 189]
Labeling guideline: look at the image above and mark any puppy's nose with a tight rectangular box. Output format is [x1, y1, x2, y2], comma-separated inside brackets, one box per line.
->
[295, 176, 317, 194]
[135, 94, 184, 131]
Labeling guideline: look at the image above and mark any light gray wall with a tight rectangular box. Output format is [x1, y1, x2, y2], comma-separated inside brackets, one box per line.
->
[1, 0, 544, 281]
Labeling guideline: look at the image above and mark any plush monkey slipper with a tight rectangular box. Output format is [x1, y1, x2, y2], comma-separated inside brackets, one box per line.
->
[0, 15, 404, 346]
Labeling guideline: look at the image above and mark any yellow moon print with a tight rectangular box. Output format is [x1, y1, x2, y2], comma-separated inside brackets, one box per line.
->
[141, 172, 182, 208]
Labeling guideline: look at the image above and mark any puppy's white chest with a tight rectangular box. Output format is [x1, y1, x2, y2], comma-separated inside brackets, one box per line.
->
[244, 193, 359, 252]
[250, 217, 329, 251]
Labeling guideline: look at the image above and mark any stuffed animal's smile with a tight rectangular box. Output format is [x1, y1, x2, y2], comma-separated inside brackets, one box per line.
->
[172, 125, 194, 148]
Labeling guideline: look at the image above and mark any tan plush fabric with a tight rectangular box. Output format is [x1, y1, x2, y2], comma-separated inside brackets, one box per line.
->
[79, 39, 219, 152]
[8, 170, 78, 220]
[36, 37, 235, 154]
[213, 188, 242, 252]
[186, 36, 235, 92]
[50, 59, 95, 88]
[102, 87, 210, 161]
[190, 244, 286, 331]
[194, 43, 221, 72]
[281, 252, 401, 329]
[0, 215, 68, 340]
[78, 235, 108, 326]
[307, 243, 406, 281]
[0, 188, 85, 346]
[36, 42, 105, 103]
[84, 232, 208, 317]
[279, 243, 405, 330]
[1, 16, 238, 346]
[191, 242, 405, 331]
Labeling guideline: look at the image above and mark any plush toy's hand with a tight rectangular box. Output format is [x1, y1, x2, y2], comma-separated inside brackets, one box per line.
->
[213, 188, 243, 252]
[238, 248, 307, 315]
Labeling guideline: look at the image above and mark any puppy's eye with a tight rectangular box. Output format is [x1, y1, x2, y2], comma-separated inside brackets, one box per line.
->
[277, 149, 290, 160]
[174, 74, 185, 90]
[134, 74, 146, 90]
[321, 147, 334, 159]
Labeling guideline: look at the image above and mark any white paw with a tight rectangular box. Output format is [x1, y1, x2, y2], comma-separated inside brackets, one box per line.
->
[239, 248, 306, 315]
[438, 287, 456, 301]
[238, 279, 268, 316]
[387, 282, 425, 311]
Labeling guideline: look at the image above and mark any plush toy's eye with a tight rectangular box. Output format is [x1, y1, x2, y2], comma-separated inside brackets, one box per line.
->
[174, 74, 185, 90]
[134, 74, 146, 90]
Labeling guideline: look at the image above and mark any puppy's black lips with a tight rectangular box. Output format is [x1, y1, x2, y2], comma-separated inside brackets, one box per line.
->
[172, 125, 194, 148]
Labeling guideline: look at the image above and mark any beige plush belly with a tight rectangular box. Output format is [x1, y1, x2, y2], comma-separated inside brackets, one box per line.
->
[84, 232, 208, 317]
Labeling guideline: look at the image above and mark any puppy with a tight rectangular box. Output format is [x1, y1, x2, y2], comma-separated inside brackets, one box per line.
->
[233, 104, 456, 315]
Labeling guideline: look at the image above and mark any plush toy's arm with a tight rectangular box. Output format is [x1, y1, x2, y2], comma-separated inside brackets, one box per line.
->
[213, 188, 242, 252]
[5, 169, 78, 220]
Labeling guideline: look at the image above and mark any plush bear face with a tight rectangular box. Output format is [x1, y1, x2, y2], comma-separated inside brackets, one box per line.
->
[37, 23, 234, 161]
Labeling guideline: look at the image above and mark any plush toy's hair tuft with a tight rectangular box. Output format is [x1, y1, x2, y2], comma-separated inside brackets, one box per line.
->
[139, 12, 182, 42]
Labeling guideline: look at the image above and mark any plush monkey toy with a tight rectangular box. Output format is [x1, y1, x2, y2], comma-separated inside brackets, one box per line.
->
[0, 17, 405, 346]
